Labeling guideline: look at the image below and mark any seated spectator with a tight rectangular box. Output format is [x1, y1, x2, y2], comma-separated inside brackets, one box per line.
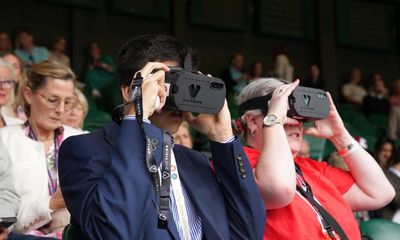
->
[341, 68, 367, 106]
[58, 34, 265, 240]
[84, 41, 116, 112]
[303, 64, 325, 89]
[220, 52, 248, 95]
[172, 121, 193, 148]
[388, 106, 400, 140]
[62, 88, 88, 130]
[363, 73, 390, 116]
[0, 60, 83, 238]
[380, 147, 400, 223]
[1, 52, 28, 120]
[0, 32, 12, 54]
[248, 60, 264, 83]
[14, 28, 48, 69]
[48, 36, 70, 67]
[237, 78, 394, 239]
[373, 137, 395, 170]
[272, 45, 294, 82]
[389, 78, 400, 107]
[0, 58, 23, 127]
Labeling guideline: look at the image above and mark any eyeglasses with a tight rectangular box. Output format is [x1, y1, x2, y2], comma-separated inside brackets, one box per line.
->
[0, 80, 15, 89]
[39, 94, 76, 110]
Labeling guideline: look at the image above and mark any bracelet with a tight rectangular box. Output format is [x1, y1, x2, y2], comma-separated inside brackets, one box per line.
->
[337, 140, 358, 157]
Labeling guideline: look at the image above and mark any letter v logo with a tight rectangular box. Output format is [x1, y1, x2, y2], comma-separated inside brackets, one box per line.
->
[302, 95, 311, 106]
[188, 84, 201, 98]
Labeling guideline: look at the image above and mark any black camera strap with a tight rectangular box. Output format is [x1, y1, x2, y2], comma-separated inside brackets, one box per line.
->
[295, 164, 348, 240]
[130, 72, 172, 229]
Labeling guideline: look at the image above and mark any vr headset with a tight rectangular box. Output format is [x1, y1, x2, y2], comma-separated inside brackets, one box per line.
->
[239, 86, 329, 121]
[163, 67, 226, 115]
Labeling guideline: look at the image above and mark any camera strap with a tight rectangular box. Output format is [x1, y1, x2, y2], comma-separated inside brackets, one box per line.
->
[295, 164, 348, 240]
[130, 72, 172, 229]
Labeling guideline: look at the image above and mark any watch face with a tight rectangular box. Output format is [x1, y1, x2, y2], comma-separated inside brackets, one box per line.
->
[264, 115, 277, 126]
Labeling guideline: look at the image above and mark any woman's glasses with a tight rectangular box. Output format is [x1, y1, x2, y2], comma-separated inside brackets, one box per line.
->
[0, 80, 15, 89]
[39, 93, 76, 111]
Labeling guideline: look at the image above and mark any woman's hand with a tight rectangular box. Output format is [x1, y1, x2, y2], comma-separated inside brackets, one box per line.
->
[127, 62, 170, 119]
[303, 92, 353, 148]
[183, 99, 233, 142]
[267, 79, 299, 123]
[0, 227, 8, 240]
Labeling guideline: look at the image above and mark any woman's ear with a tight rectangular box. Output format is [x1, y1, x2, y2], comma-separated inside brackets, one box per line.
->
[245, 113, 259, 134]
[23, 86, 33, 105]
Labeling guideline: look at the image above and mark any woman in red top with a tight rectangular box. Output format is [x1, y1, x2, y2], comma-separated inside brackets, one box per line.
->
[236, 78, 395, 239]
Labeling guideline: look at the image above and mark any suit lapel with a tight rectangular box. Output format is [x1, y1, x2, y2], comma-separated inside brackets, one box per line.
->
[104, 121, 181, 239]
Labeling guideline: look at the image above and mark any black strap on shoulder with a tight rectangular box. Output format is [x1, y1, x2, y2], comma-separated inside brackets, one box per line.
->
[130, 72, 172, 229]
[295, 165, 348, 240]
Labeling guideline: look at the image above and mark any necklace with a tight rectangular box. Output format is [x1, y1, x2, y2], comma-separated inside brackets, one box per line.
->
[37, 137, 54, 141]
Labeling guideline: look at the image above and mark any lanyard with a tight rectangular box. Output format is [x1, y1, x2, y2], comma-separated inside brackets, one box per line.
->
[295, 164, 344, 240]
[130, 72, 172, 229]
[24, 121, 62, 196]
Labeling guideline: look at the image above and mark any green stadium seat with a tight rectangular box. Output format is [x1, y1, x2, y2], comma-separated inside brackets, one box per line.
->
[360, 219, 400, 240]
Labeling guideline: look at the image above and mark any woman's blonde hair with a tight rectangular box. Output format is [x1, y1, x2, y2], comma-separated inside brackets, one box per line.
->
[74, 88, 89, 119]
[24, 60, 76, 116]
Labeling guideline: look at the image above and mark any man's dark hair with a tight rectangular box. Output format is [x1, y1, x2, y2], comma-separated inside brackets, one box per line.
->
[117, 34, 199, 88]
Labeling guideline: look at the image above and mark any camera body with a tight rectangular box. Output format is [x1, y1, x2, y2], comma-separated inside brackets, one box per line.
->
[163, 67, 226, 114]
[287, 86, 329, 120]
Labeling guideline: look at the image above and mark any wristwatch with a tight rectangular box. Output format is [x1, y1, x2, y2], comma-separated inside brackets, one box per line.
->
[263, 114, 281, 127]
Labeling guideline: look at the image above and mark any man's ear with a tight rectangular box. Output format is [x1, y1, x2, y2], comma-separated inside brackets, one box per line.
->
[121, 85, 130, 103]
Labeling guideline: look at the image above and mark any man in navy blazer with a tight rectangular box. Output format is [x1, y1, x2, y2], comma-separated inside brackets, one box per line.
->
[59, 34, 265, 240]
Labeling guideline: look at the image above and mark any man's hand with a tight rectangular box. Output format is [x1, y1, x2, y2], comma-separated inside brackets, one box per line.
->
[49, 188, 66, 210]
[0, 227, 8, 240]
[127, 62, 170, 119]
[184, 99, 233, 142]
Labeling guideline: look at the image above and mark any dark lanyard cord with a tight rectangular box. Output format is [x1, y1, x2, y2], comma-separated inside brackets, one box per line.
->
[130, 72, 172, 229]
[295, 164, 348, 240]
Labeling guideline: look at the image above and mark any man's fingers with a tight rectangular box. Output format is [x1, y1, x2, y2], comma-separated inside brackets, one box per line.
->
[140, 62, 169, 79]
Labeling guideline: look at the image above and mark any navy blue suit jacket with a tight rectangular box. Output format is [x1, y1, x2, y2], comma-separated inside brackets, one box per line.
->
[59, 120, 265, 239]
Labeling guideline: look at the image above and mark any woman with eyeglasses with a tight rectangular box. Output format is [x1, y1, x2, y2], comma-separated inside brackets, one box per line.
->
[1, 52, 28, 121]
[0, 58, 23, 127]
[0, 60, 83, 239]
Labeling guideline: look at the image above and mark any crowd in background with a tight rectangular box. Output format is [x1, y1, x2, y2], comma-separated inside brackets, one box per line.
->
[0, 27, 399, 239]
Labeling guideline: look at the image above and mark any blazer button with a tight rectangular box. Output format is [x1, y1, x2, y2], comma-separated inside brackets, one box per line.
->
[239, 166, 245, 173]
[236, 155, 242, 161]
[241, 173, 247, 178]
